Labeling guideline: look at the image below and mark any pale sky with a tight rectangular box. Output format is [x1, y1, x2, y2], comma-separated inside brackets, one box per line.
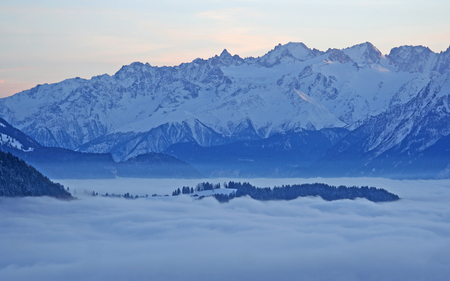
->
[1, 0, 449, 98]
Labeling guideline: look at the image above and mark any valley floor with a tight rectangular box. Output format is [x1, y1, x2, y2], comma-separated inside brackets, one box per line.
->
[1, 177, 449, 281]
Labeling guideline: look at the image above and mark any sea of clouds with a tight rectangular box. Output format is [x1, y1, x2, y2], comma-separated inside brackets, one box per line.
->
[1, 177, 449, 281]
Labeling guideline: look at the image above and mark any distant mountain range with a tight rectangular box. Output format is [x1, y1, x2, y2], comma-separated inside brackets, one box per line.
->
[1, 42, 449, 179]
[0, 118, 202, 179]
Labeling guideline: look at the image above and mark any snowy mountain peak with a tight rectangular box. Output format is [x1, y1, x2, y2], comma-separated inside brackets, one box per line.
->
[209, 49, 243, 67]
[115, 61, 151, 76]
[220, 49, 232, 58]
[257, 42, 323, 67]
[388, 45, 435, 73]
[343, 42, 383, 65]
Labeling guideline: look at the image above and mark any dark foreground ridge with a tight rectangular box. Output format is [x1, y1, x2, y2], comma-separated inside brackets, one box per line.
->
[0, 151, 72, 199]
[192, 181, 400, 203]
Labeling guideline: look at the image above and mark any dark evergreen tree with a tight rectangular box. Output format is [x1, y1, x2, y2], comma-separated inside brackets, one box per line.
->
[172, 188, 181, 196]
[182, 186, 191, 194]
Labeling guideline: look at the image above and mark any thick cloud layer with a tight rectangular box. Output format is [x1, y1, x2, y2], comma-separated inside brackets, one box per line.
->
[1, 177, 449, 281]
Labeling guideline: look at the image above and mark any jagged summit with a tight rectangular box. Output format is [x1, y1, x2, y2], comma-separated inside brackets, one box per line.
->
[342, 42, 383, 65]
[220, 49, 232, 57]
[388, 45, 435, 73]
[256, 42, 323, 67]
[211, 48, 243, 66]
[114, 61, 154, 78]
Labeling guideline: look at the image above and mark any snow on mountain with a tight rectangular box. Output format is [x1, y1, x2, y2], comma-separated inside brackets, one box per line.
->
[372, 72, 450, 156]
[0, 117, 40, 152]
[433, 46, 450, 74]
[255, 42, 323, 67]
[388, 45, 437, 73]
[0, 42, 448, 161]
[0, 133, 34, 152]
[341, 42, 384, 66]
[317, 71, 450, 178]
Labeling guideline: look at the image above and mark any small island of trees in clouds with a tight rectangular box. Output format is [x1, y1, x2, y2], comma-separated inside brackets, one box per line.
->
[171, 181, 400, 203]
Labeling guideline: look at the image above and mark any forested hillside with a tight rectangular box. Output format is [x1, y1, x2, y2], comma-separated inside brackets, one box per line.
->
[0, 151, 72, 198]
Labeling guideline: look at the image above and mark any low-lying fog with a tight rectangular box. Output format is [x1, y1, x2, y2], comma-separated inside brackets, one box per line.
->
[1, 177, 449, 281]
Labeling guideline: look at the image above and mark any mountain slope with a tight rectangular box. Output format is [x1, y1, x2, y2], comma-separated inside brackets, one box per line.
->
[0, 118, 40, 152]
[116, 152, 204, 178]
[315, 71, 450, 178]
[164, 128, 348, 177]
[0, 150, 72, 198]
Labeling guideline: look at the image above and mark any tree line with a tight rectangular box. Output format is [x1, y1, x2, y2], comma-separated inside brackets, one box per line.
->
[179, 181, 400, 203]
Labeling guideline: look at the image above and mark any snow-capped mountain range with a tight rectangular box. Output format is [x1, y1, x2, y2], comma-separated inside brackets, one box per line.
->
[1, 41, 449, 177]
